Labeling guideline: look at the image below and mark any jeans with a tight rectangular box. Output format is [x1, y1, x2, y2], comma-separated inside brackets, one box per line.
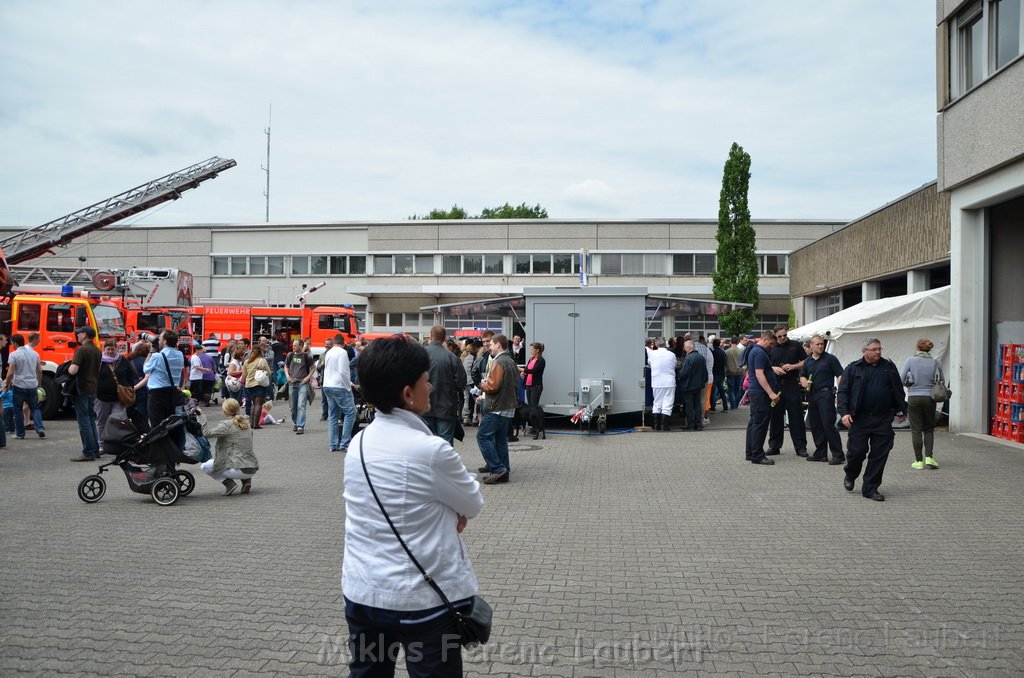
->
[423, 416, 456, 445]
[73, 393, 100, 458]
[324, 387, 356, 451]
[476, 412, 510, 474]
[289, 382, 309, 428]
[727, 375, 744, 409]
[13, 386, 45, 438]
[710, 377, 729, 411]
[344, 596, 467, 678]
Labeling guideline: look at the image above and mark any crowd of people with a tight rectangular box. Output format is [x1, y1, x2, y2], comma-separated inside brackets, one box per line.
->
[645, 325, 944, 502]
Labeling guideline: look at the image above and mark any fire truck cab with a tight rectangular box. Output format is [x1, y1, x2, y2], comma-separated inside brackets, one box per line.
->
[0, 287, 127, 418]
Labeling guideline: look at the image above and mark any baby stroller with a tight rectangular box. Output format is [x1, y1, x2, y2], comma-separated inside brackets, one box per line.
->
[76, 409, 202, 506]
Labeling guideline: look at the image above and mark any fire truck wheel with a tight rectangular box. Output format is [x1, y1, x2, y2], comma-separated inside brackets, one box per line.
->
[39, 374, 61, 420]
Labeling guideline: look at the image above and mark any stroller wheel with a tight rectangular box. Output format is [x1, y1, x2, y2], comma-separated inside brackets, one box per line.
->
[77, 475, 106, 503]
[151, 477, 180, 506]
[173, 470, 196, 497]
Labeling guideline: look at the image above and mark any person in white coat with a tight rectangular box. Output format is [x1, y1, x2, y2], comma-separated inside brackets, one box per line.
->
[342, 335, 484, 677]
[647, 337, 678, 431]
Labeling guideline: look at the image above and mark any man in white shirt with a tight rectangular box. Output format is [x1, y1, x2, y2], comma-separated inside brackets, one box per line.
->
[5, 334, 45, 439]
[647, 337, 677, 431]
[322, 333, 357, 453]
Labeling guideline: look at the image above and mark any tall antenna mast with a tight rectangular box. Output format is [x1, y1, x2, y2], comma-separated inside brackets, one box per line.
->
[261, 104, 271, 222]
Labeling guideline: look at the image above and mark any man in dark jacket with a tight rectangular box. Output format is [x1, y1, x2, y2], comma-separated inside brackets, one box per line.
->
[476, 334, 518, 484]
[676, 340, 709, 431]
[424, 325, 467, 445]
[710, 338, 729, 412]
[837, 337, 907, 502]
[766, 325, 808, 456]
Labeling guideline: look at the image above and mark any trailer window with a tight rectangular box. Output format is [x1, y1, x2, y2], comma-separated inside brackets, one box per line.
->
[17, 304, 41, 331]
[46, 305, 76, 333]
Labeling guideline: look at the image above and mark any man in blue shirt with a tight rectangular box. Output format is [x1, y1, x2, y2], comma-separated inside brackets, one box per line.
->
[744, 331, 781, 465]
[136, 330, 186, 446]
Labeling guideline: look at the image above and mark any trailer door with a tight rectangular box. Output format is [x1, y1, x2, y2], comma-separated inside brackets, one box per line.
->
[532, 302, 577, 413]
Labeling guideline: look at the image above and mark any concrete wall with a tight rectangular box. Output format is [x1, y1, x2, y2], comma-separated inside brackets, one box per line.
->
[789, 183, 950, 298]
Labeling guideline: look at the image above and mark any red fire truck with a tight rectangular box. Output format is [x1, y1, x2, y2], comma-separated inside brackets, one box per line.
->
[189, 304, 359, 357]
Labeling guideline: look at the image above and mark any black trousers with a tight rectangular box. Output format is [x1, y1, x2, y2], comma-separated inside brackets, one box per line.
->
[768, 383, 807, 454]
[844, 414, 894, 497]
[682, 388, 704, 430]
[148, 387, 185, 450]
[745, 391, 772, 461]
[807, 389, 844, 460]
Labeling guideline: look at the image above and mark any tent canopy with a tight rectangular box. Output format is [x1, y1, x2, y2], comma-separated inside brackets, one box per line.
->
[790, 286, 950, 369]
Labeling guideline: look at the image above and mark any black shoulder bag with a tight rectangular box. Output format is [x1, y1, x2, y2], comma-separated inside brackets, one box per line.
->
[358, 435, 492, 646]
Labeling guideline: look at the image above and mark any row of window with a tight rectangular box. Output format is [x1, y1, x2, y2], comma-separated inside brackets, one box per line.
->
[212, 253, 788, 277]
[950, 0, 1023, 99]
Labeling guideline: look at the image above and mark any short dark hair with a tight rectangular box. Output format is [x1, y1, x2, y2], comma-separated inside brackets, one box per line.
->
[75, 326, 96, 339]
[357, 336, 430, 414]
[11, 334, 25, 347]
[162, 330, 178, 347]
[491, 334, 508, 349]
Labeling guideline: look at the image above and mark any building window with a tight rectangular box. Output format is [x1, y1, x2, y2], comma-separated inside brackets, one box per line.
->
[268, 256, 285, 275]
[514, 254, 531, 274]
[484, 255, 504, 274]
[311, 256, 328, 275]
[443, 255, 462, 275]
[330, 256, 348, 275]
[672, 254, 716, 276]
[415, 255, 434, 274]
[213, 256, 229, 276]
[763, 254, 787, 275]
[463, 255, 482, 275]
[532, 255, 551, 275]
[213, 255, 287, 276]
[815, 292, 841, 320]
[292, 256, 309, 276]
[230, 258, 247, 276]
[601, 254, 621, 275]
[395, 255, 414, 275]
[553, 253, 574, 274]
[950, 1, 985, 97]
[373, 255, 393, 275]
[994, 0, 1023, 70]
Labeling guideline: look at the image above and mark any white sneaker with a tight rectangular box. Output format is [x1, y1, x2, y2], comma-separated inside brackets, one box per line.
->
[702, 417, 710, 426]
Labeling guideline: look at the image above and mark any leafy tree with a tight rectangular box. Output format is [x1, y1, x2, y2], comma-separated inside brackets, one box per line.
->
[478, 202, 548, 219]
[410, 202, 548, 220]
[409, 204, 470, 220]
[712, 142, 759, 337]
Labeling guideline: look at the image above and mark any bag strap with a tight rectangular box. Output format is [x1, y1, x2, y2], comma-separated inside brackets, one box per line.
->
[358, 434, 467, 624]
[108, 362, 122, 386]
[159, 351, 181, 388]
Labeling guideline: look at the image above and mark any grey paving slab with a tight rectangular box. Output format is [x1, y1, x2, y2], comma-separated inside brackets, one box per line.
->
[1, 408, 1023, 677]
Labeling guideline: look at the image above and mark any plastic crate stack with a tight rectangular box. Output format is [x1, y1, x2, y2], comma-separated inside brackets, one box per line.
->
[993, 343, 1024, 442]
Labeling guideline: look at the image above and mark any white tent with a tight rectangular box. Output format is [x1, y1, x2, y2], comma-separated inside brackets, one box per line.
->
[791, 286, 950, 371]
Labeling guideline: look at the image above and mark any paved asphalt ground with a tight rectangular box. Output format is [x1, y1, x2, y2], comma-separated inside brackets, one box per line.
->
[1, 406, 1022, 677]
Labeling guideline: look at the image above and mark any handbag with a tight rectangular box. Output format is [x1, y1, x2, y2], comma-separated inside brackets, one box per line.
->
[254, 368, 270, 387]
[358, 435, 492, 647]
[159, 352, 190, 407]
[931, 366, 952, 403]
[108, 363, 136, 407]
[225, 375, 242, 392]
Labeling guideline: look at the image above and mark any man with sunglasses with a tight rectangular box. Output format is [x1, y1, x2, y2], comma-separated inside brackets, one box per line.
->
[766, 325, 808, 457]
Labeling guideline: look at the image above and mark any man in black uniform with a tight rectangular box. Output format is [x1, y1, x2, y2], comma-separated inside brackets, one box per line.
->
[799, 335, 846, 464]
[767, 325, 807, 456]
[837, 337, 907, 502]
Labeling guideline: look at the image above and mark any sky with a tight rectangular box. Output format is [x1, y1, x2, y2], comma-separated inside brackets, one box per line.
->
[0, 0, 938, 228]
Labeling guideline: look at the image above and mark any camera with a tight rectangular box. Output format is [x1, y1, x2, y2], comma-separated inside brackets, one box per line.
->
[138, 331, 159, 343]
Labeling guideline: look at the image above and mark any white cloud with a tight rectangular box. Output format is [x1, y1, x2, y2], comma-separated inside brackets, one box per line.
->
[0, 0, 938, 228]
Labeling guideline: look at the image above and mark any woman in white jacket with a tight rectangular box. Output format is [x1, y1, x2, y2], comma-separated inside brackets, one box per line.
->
[342, 335, 484, 678]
